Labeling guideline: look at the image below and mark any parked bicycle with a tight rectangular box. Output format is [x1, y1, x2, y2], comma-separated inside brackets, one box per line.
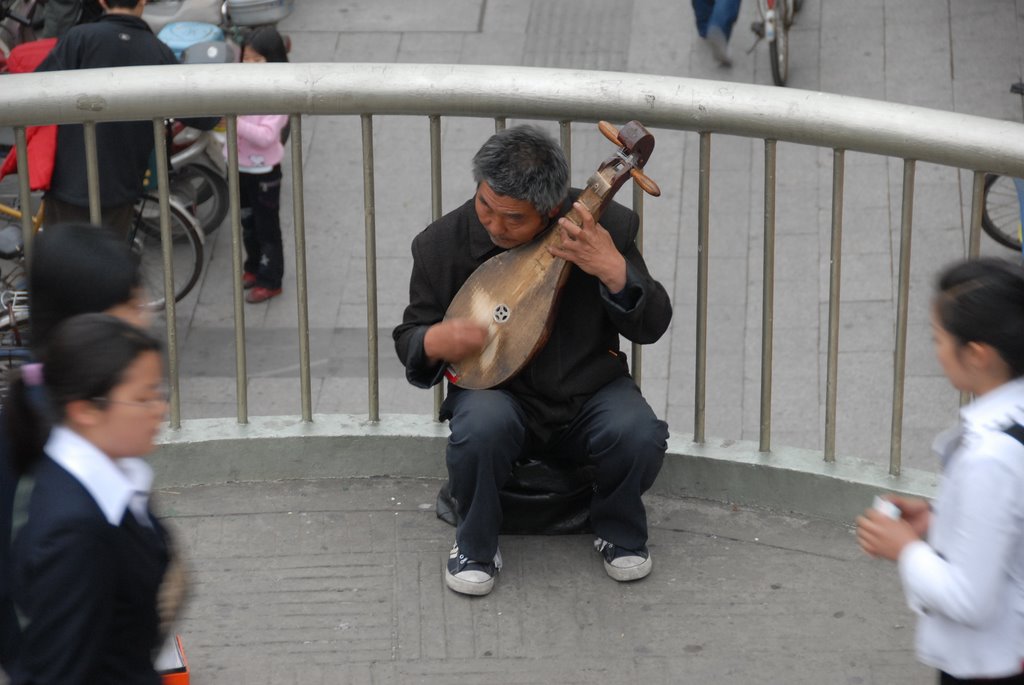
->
[0, 190, 205, 311]
[979, 82, 1024, 253]
[750, 0, 802, 87]
[0, 0, 41, 69]
[981, 173, 1024, 252]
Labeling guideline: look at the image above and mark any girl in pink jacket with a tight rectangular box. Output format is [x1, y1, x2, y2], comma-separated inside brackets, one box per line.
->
[230, 27, 290, 304]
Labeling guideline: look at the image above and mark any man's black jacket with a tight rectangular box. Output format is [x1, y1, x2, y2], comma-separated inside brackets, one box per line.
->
[393, 192, 672, 441]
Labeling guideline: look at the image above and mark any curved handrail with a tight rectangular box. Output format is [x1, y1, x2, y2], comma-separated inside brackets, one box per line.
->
[3, 62, 1024, 176]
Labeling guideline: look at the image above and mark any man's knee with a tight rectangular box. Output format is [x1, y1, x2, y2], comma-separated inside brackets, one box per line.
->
[593, 400, 668, 456]
[447, 390, 525, 445]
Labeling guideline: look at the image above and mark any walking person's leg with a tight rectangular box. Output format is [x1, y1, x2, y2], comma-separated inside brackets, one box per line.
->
[691, 0, 714, 37]
[705, 0, 740, 65]
[709, 0, 741, 41]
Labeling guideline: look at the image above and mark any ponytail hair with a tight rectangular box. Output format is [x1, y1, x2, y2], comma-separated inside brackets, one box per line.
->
[934, 257, 1024, 378]
[4, 314, 161, 475]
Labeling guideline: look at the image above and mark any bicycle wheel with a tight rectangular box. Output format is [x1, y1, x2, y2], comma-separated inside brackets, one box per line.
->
[981, 173, 1024, 251]
[132, 194, 204, 309]
[769, 0, 789, 86]
[0, 306, 32, 404]
[171, 163, 229, 236]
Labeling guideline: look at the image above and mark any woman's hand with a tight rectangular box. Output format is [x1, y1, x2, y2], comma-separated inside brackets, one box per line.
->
[855, 508, 921, 561]
[887, 495, 932, 537]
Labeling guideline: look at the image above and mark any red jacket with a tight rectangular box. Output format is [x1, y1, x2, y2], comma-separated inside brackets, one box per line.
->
[0, 38, 58, 190]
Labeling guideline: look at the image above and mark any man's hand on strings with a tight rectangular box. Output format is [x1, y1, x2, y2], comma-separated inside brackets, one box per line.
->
[424, 319, 488, 363]
[549, 201, 627, 293]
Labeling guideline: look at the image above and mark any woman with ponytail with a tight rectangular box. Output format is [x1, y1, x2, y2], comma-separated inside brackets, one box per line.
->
[0, 222, 149, 675]
[6, 314, 169, 685]
[857, 257, 1024, 684]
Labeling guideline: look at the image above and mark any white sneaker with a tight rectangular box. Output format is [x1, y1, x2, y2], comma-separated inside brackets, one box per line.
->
[706, 25, 733, 67]
[444, 542, 503, 596]
[594, 537, 653, 582]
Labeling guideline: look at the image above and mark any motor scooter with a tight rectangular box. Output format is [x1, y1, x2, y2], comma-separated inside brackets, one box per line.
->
[144, 0, 294, 37]
[142, 0, 222, 35]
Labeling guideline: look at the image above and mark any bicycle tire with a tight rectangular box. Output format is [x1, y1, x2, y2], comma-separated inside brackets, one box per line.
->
[0, 306, 32, 404]
[171, 163, 229, 236]
[981, 173, 1024, 251]
[132, 194, 204, 310]
[0, 345, 32, 404]
[769, 0, 789, 86]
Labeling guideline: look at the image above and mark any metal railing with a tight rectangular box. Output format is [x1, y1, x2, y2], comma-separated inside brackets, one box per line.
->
[4, 62, 1024, 477]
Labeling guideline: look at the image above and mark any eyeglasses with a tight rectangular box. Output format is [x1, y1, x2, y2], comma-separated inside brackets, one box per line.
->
[92, 387, 170, 410]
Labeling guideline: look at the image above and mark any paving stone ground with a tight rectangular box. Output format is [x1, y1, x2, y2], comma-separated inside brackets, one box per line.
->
[155, 477, 931, 685]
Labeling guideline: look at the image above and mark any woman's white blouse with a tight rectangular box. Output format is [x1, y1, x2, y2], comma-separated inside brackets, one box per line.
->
[898, 377, 1024, 679]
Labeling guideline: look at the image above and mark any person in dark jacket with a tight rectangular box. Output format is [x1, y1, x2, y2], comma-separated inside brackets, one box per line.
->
[393, 125, 672, 596]
[34, 0, 216, 237]
[5, 314, 168, 685]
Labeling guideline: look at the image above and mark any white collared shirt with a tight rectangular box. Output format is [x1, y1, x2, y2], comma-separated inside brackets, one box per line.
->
[45, 426, 154, 527]
[898, 376, 1024, 679]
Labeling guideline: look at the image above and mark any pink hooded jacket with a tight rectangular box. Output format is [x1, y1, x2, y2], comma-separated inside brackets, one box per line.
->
[227, 114, 289, 172]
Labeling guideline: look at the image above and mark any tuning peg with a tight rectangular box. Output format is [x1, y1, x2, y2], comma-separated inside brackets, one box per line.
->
[598, 120, 621, 144]
[631, 169, 661, 197]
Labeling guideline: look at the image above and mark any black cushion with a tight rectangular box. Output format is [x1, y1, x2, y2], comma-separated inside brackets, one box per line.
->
[436, 456, 594, 535]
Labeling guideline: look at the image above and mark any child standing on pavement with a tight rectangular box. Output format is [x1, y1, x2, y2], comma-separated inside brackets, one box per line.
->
[856, 257, 1024, 684]
[229, 27, 290, 304]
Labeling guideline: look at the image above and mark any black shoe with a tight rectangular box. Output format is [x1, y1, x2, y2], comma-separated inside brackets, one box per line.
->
[594, 537, 652, 581]
[444, 542, 501, 596]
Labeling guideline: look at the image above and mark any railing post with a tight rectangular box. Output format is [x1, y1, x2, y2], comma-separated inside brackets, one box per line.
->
[225, 115, 249, 425]
[430, 115, 444, 421]
[151, 119, 181, 429]
[694, 132, 711, 444]
[361, 114, 380, 422]
[632, 182, 644, 390]
[889, 159, 916, 477]
[14, 127, 32, 265]
[560, 120, 571, 179]
[759, 139, 777, 453]
[967, 170, 984, 259]
[824, 149, 845, 462]
[290, 114, 313, 423]
[82, 121, 101, 225]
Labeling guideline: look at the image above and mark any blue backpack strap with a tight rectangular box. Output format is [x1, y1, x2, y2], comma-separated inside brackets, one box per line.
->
[1005, 422, 1024, 446]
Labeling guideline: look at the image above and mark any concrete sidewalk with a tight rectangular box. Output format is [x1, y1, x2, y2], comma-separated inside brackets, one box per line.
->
[158, 477, 931, 685]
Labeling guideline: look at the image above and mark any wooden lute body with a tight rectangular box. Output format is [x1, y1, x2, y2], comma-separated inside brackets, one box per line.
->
[444, 120, 660, 390]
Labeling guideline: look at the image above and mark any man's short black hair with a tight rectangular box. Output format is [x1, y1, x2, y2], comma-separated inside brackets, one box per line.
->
[472, 125, 569, 216]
